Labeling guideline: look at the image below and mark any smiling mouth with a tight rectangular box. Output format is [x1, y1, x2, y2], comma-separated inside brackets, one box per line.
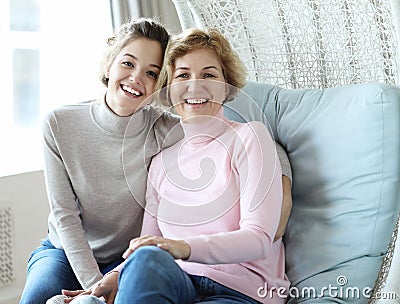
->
[121, 85, 143, 97]
[184, 98, 209, 105]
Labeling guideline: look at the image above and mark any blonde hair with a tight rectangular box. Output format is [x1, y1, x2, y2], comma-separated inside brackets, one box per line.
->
[156, 28, 247, 104]
[99, 18, 170, 87]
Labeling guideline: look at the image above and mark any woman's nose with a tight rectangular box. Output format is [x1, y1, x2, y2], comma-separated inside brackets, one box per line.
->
[187, 79, 204, 93]
[129, 69, 143, 85]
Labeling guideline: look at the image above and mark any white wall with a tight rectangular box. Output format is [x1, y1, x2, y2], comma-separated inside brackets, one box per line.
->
[0, 171, 49, 304]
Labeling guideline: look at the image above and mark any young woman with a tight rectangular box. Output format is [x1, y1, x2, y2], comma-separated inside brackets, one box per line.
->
[19, 18, 180, 304]
[66, 28, 290, 304]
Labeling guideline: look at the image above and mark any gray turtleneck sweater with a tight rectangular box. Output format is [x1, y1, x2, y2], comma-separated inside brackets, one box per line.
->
[42, 98, 292, 289]
[42, 98, 181, 288]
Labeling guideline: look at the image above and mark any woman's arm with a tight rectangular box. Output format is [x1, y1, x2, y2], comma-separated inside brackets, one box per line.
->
[122, 153, 191, 260]
[43, 112, 102, 288]
[140, 157, 164, 238]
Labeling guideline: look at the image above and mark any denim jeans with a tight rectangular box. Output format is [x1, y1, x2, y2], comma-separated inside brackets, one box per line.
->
[71, 246, 260, 304]
[19, 238, 123, 304]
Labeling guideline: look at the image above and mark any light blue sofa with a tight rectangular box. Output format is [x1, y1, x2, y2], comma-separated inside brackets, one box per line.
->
[224, 81, 400, 303]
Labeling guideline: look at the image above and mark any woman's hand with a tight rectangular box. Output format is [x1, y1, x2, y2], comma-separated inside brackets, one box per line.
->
[123, 235, 191, 260]
[62, 271, 119, 303]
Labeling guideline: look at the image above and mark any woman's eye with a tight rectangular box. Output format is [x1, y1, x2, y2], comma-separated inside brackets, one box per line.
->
[122, 61, 134, 67]
[175, 73, 189, 79]
[147, 71, 158, 79]
[204, 73, 216, 78]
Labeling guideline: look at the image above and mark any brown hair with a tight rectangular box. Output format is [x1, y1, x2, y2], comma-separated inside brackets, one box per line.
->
[156, 28, 247, 104]
[99, 18, 170, 86]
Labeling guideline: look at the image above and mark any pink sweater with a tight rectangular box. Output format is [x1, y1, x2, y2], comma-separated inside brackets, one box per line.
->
[142, 110, 290, 303]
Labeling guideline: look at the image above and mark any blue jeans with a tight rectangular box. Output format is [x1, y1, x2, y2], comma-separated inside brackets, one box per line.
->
[73, 246, 261, 304]
[19, 238, 123, 304]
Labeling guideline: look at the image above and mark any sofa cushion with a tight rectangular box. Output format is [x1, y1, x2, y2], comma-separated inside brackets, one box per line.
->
[224, 81, 400, 303]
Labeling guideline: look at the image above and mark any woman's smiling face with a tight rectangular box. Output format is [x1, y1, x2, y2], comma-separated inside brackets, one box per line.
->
[169, 48, 228, 122]
[105, 37, 163, 116]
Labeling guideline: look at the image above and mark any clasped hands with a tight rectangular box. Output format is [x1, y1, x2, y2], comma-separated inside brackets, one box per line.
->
[62, 235, 191, 303]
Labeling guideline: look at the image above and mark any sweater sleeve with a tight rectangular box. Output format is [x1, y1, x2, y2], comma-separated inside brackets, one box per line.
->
[111, 161, 164, 275]
[42, 112, 103, 288]
[140, 155, 164, 237]
[184, 122, 283, 264]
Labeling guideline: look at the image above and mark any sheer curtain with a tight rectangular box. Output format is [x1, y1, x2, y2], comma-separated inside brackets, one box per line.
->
[109, 0, 181, 33]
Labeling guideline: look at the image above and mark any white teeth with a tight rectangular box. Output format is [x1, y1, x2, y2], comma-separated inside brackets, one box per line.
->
[185, 98, 208, 104]
[122, 85, 141, 96]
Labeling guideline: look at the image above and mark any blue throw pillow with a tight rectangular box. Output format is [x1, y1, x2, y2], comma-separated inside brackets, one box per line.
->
[224, 81, 400, 303]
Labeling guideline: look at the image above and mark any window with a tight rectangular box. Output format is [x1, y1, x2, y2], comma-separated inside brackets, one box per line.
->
[0, 0, 112, 176]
